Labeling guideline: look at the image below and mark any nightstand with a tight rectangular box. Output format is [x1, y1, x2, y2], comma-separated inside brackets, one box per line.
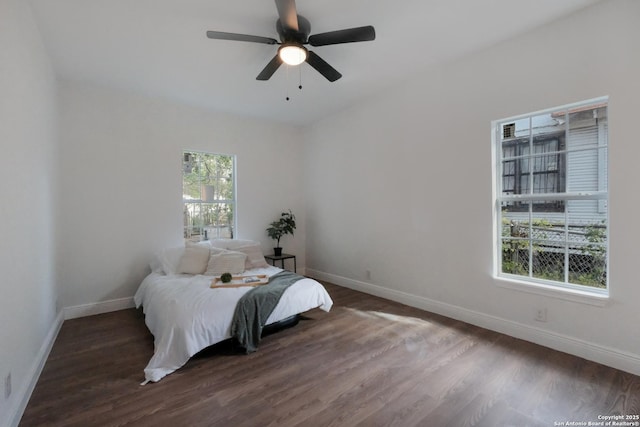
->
[264, 253, 296, 273]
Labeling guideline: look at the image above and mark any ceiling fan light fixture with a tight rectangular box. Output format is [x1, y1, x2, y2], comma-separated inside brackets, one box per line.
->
[278, 43, 307, 66]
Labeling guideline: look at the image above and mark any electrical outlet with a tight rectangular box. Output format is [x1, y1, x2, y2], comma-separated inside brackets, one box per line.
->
[4, 372, 11, 399]
[534, 308, 548, 322]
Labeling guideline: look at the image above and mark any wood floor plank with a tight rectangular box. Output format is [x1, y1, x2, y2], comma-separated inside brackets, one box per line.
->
[19, 282, 640, 427]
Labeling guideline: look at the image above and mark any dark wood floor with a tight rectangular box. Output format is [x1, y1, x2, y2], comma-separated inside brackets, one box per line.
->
[21, 282, 640, 427]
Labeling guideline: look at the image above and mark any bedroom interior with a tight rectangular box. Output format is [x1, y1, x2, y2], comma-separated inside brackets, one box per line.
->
[2, 0, 640, 426]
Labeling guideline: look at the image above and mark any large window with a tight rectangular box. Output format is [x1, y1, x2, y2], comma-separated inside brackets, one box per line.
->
[494, 98, 608, 293]
[182, 151, 236, 242]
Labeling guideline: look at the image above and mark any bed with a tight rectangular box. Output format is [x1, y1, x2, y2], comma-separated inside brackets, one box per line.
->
[134, 239, 333, 383]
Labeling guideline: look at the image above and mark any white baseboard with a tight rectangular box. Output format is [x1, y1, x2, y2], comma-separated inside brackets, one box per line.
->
[307, 268, 640, 377]
[64, 297, 135, 320]
[9, 309, 64, 427]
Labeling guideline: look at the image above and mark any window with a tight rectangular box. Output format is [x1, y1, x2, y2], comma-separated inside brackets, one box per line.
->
[182, 151, 236, 242]
[494, 98, 608, 293]
[502, 133, 565, 212]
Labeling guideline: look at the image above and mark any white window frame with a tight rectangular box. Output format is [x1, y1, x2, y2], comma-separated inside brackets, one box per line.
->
[492, 97, 609, 303]
[182, 150, 237, 241]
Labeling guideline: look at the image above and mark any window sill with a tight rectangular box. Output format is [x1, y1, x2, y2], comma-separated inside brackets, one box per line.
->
[494, 275, 609, 307]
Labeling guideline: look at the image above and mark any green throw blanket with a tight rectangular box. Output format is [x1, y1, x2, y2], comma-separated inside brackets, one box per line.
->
[230, 271, 303, 353]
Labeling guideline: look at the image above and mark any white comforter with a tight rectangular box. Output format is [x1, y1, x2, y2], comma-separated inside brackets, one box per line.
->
[134, 266, 333, 383]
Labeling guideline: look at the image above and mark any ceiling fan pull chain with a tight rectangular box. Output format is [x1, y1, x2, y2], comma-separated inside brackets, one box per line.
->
[285, 64, 291, 101]
[298, 65, 302, 91]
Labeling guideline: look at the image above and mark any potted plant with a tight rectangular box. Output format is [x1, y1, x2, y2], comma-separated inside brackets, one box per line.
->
[266, 210, 296, 257]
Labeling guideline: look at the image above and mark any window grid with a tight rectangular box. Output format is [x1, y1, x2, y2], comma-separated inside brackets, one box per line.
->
[182, 151, 236, 242]
[495, 98, 608, 293]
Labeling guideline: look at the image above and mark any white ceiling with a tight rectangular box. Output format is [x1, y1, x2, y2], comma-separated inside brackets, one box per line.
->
[29, 0, 601, 126]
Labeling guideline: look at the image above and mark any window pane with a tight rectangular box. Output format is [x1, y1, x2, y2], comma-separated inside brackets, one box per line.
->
[567, 200, 607, 242]
[503, 175, 515, 195]
[501, 118, 530, 156]
[531, 201, 565, 243]
[566, 104, 607, 150]
[530, 201, 566, 282]
[531, 112, 563, 140]
[183, 183, 198, 201]
[501, 137, 566, 200]
[568, 243, 607, 288]
[532, 239, 565, 282]
[520, 145, 530, 172]
[568, 200, 608, 287]
[598, 145, 608, 193]
[501, 154, 530, 198]
[501, 238, 530, 276]
[501, 201, 529, 232]
[501, 200, 530, 276]
[519, 170, 530, 195]
[184, 202, 203, 240]
[567, 148, 597, 193]
[184, 153, 208, 200]
[204, 203, 234, 239]
[532, 151, 565, 195]
[512, 117, 531, 140]
[183, 174, 201, 201]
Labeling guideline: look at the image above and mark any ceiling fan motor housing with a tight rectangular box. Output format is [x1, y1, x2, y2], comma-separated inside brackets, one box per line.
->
[276, 15, 311, 44]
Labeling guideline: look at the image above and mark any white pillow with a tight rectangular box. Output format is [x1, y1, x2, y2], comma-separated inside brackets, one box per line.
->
[235, 244, 269, 269]
[151, 241, 213, 275]
[204, 250, 247, 276]
[177, 244, 211, 275]
[152, 246, 185, 275]
[210, 238, 259, 250]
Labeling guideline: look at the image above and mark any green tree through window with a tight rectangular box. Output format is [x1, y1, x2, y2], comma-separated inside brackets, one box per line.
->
[183, 151, 236, 241]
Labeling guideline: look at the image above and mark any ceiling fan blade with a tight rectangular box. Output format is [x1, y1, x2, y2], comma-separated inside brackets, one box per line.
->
[306, 51, 342, 82]
[206, 31, 278, 45]
[275, 0, 299, 32]
[256, 55, 283, 80]
[308, 25, 376, 46]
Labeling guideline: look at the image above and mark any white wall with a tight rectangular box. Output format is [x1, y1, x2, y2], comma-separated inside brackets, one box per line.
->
[4, 3, 638, 424]
[304, 0, 640, 373]
[0, 0, 59, 425]
[57, 81, 306, 308]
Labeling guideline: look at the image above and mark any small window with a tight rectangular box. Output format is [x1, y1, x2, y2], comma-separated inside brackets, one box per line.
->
[494, 98, 608, 294]
[182, 151, 236, 242]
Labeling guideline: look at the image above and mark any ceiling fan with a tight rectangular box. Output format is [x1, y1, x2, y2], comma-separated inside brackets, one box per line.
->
[206, 0, 376, 82]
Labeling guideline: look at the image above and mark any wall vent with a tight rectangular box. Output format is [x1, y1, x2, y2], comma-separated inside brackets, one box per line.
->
[503, 123, 515, 139]
[183, 153, 194, 174]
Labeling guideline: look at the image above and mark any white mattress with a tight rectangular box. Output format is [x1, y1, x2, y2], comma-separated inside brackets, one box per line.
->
[134, 266, 333, 383]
